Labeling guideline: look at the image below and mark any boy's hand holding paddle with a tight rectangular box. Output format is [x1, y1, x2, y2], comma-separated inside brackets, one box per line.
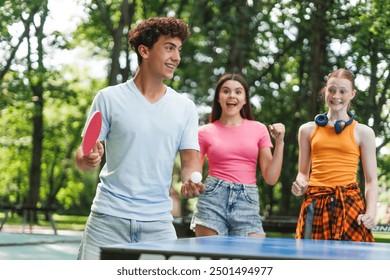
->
[81, 111, 104, 168]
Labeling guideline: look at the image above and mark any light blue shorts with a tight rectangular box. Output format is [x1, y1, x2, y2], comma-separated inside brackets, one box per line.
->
[191, 176, 265, 236]
[77, 211, 177, 260]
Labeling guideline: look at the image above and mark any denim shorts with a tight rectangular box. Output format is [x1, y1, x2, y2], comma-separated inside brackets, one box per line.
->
[191, 176, 265, 236]
[77, 211, 177, 260]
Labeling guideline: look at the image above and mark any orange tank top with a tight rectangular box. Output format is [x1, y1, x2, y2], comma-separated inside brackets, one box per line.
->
[308, 120, 360, 187]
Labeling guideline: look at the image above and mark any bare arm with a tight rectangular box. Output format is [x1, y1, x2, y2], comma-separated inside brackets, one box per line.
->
[291, 122, 314, 196]
[258, 123, 285, 185]
[75, 141, 104, 171]
[179, 149, 206, 197]
[355, 124, 378, 229]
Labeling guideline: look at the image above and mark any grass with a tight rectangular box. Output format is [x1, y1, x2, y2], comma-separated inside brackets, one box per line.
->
[372, 232, 390, 243]
[1, 212, 389, 242]
[267, 232, 295, 238]
[0, 212, 87, 231]
[49, 214, 88, 231]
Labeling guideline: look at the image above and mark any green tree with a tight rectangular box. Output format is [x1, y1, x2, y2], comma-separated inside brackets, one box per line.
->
[0, 0, 49, 212]
[0, 0, 388, 220]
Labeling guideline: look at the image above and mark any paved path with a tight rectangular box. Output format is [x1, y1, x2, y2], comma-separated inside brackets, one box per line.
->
[0, 226, 82, 260]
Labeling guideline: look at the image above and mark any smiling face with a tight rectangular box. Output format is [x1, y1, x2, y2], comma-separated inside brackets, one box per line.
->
[218, 80, 247, 118]
[140, 35, 182, 80]
[210, 73, 253, 122]
[325, 77, 356, 113]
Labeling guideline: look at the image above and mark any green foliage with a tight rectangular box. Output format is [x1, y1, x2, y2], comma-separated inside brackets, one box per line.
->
[0, 0, 388, 218]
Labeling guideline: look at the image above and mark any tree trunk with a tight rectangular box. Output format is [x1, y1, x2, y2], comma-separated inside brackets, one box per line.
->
[26, 2, 48, 216]
[27, 93, 43, 208]
[308, 0, 332, 118]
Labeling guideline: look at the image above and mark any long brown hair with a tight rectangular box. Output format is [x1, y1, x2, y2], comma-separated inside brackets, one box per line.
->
[210, 73, 254, 122]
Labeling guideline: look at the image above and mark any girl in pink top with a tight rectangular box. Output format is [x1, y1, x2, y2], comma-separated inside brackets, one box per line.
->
[191, 73, 285, 237]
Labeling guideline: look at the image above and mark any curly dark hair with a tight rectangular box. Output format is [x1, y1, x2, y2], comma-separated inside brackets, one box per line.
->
[128, 17, 190, 65]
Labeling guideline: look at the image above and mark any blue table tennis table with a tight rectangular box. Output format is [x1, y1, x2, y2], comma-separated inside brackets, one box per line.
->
[100, 236, 390, 260]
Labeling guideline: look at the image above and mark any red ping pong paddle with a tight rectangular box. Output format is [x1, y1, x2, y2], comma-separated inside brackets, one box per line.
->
[82, 111, 102, 156]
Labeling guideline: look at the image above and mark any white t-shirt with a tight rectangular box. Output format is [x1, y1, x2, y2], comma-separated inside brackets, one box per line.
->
[83, 79, 199, 221]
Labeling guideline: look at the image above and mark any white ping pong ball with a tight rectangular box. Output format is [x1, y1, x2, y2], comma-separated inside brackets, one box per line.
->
[190, 172, 202, 183]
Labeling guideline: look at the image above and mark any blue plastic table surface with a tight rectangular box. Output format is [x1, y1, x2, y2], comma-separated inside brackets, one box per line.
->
[100, 236, 390, 260]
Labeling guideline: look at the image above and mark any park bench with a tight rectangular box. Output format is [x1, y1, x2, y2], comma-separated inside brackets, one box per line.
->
[0, 205, 58, 235]
[261, 215, 298, 233]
